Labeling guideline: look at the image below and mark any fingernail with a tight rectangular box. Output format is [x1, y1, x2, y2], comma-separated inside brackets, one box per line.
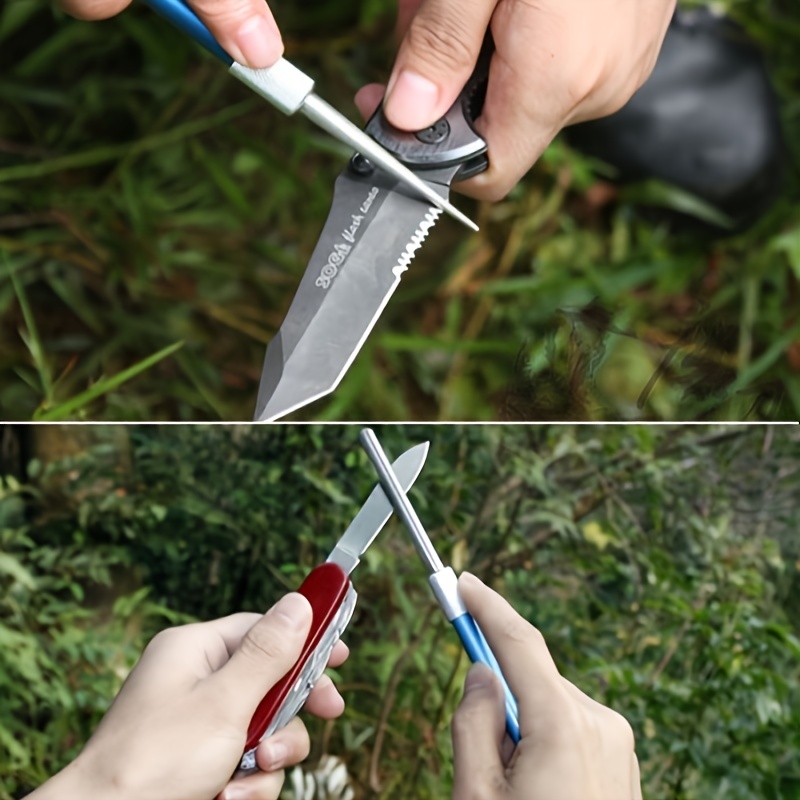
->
[261, 741, 288, 770]
[464, 663, 495, 693]
[270, 593, 310, 627]
[384, 70, 439, 130]
[233, 16, 282, 69]
[459, 571, 480, 588]
[218, 784, 247, 800]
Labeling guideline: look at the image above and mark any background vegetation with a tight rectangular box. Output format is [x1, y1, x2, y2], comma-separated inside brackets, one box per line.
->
[0, 0, 798, 421]
[1, 423, 799, 799]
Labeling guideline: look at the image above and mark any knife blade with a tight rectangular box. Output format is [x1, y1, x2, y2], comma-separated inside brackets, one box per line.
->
[253, 41, 494, 421]
[327, 440, 430, 573]
[254, 169, 446, 421]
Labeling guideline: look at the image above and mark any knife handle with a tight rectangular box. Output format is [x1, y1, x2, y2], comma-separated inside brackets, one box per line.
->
[451, 612, 521, 743]
[142, 0, 317, 117]
[141, 0, 232, 63]
[429, 567, 521, 744]
[364, 36, 493, 179]
[241, 562, 353, 761]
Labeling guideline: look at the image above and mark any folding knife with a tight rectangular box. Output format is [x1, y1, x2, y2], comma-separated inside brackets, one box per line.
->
[239, 439, 429, 772]
[254, 44, 493, 421]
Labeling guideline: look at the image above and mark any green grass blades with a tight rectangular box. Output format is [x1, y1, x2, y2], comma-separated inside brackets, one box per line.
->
[33, 340, 184, 421]
[1, 0, 799, 420]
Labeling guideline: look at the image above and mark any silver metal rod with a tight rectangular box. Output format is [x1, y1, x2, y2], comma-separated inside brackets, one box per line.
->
[301, 94, 479, 232]
[359, 428, 444, 575]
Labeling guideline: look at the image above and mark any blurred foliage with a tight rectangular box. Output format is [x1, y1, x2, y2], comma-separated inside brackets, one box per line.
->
[0, 0, 798, 420]
[1, 423, 799, 799]
[0, 474, 185, 797]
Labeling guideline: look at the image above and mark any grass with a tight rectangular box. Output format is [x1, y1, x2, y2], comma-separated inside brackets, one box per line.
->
[0, 0, 798, 420]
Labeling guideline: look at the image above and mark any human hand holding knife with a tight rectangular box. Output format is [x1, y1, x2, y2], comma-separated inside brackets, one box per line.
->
[27, 430, 644, 800]
[59, 0, 493, 420]
[238, 440, 430, 771]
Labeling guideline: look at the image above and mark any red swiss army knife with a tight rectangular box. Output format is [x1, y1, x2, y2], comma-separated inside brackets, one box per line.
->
[238, 440, 429, 772]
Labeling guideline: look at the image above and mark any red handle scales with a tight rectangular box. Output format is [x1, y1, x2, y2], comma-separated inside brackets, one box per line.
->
[244, 562, 351, 752]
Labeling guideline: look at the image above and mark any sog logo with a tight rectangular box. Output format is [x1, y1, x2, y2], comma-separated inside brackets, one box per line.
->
[316, 187, 379, 289]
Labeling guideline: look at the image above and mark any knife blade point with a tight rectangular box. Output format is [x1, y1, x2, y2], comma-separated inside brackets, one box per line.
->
[255, 171, 449, 421]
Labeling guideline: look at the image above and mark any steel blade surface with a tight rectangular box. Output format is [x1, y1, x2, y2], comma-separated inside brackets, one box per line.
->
[327, 441, 429, 575]
[254, 168, 445, 421]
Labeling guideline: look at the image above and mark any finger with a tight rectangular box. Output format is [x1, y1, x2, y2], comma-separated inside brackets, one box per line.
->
[500, 730, 516, 766]
[457, 0, 591, 201]
[135, 622, 244, 694]
[327, 640, 349, 669]
[181, 612, 263, 672]
[451, 664, 507, 798]
[383, 0, 497, 131]
[465, 0, 674, 201]
[204, 616, 346, 670]
[353, 84, 385, 122]
[457, 573, 568, 732]
[196, 611, 345, 681]
[58, 0, 132, 20]
[254, 717, 310, 773]
[455, 56, 563, 201]
[217, 768, 285, 800]
[200, 614, 348, 674]
[457, 31, 570, 201]
[303, 674, 345, 719]
[186, 0, 283, 69]
[206, 593, 313, 717]
[395, 0, 425, 37]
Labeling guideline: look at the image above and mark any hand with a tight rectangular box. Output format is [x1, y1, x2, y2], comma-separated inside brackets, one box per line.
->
[451, 573, 641, 800]
[28, 594, 349, 800]
[355, 0, 675, 201]
[58, 0, 283, 69]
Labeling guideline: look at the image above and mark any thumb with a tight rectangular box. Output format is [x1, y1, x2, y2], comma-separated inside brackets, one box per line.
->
[209, 593, 313, 717]
[383, 0, 496, 131]
[354, 84, 386, 122]
[186, 0, 283, 69]
[451, 664, 508, 798]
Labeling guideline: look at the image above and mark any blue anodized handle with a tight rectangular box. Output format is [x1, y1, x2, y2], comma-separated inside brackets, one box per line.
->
[141, 0, 232, 64]
[451, 612, 521, 743]
[429, 567, 521, 744]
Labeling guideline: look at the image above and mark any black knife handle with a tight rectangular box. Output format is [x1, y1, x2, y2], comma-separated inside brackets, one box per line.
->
[365, 37, 492, 180]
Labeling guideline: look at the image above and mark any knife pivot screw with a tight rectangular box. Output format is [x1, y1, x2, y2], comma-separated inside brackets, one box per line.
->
[415, 119, 450, 145]
[350, 152, 375, 176]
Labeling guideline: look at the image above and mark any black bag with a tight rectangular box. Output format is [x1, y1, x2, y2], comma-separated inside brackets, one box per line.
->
[564, 8, 789, 233]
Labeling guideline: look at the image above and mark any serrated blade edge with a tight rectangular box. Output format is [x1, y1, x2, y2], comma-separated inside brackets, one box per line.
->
[393, 207, 442, 277]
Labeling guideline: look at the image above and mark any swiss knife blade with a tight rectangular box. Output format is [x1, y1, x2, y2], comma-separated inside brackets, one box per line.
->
[327, 440, 430, 573]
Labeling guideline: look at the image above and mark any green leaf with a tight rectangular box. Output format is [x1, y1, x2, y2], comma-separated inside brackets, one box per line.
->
[619, 179, 734, 229]
[295, 466, 353, 505]
[8, 262, 52, 401]
[770, 226, 800, 280]
[33, 341, 185, 421]
[0, 552, 36, 589]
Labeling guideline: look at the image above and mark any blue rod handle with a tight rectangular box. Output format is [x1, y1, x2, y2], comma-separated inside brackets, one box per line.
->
[452, 612, 521, 743]
[141, 0, 233, 64]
